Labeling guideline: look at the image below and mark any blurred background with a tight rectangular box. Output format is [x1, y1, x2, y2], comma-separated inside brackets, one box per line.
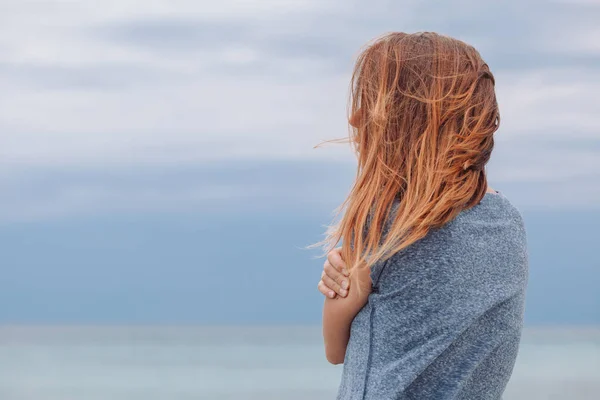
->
[0, 0, 598, 399]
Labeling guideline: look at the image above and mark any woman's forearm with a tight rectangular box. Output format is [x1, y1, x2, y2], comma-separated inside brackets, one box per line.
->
[322, 296, 361, 364]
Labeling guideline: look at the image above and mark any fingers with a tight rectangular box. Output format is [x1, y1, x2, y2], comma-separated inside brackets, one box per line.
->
[323, 248, 350, 298]
[322, 267, 348, 298]
[327, 248, 349, 276]
[318, 279, 336, 299]
[317, 248, 351, 299]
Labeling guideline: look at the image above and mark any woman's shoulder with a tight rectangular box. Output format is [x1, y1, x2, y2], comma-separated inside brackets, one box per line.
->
[458, 191, 526, 234]
[384, 191, 527, 273]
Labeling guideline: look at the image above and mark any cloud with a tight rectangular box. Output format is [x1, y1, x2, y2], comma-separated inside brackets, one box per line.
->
[2, 153, 599, 223]
[489, 142, 600, 183]
[496, 68, 600, 138]
[0, 0, 598, 218]
[0, 161, 355, 223]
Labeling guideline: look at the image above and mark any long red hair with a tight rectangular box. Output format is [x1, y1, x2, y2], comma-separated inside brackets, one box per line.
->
[324, 32, 499, 273]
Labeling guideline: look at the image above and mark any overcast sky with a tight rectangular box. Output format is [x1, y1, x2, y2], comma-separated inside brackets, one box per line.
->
[0, 0, 599, 222]
[1, 1, 599, 325]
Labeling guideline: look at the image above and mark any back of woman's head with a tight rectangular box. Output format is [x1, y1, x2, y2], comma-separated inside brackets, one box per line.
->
[328, 32, 499, 272]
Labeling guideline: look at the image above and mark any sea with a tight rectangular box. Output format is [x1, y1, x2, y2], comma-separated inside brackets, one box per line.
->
[0, 326, 598, 400]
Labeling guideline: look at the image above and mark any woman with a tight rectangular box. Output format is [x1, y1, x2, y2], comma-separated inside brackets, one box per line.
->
[316, 32, 528, 399]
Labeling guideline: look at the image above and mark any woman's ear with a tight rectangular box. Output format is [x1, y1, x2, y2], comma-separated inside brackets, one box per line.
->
[349, 108, 362, 128]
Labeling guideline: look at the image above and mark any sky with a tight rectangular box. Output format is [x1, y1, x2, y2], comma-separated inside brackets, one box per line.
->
[0, 0, 599, 325]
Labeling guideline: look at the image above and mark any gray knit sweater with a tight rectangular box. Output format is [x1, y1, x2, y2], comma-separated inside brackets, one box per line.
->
[337, 192, 528, 399]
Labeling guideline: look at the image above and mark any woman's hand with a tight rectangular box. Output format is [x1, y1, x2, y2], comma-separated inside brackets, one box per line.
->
[317, 248, 350, 299]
